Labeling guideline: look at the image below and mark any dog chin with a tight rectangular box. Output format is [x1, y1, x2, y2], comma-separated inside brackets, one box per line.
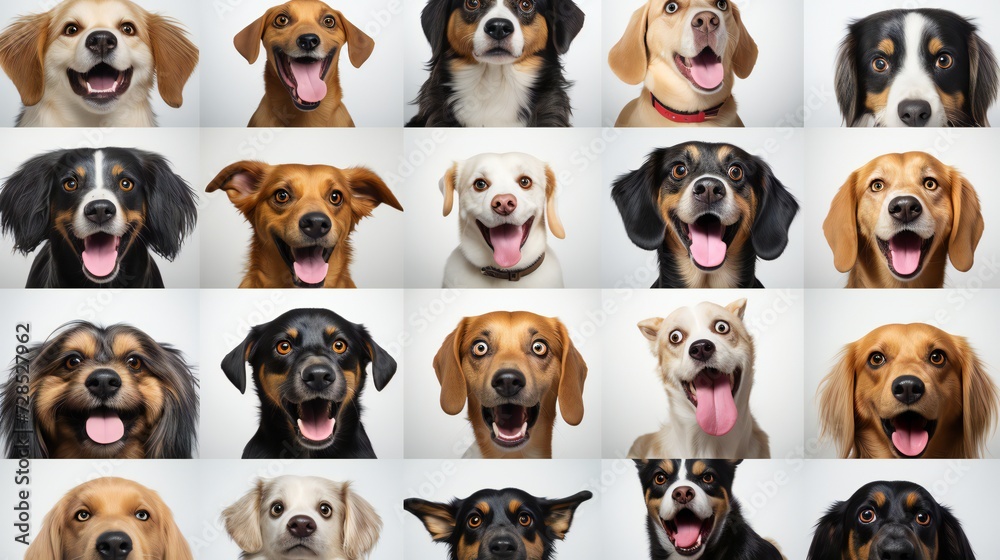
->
[474, 47, 521, 65]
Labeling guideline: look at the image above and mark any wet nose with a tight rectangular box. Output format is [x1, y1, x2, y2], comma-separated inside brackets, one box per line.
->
[672, 486, 695, 505]
[688, 339, 716, 362]
[302, 364, 335, 392]
[491, 369, 526, 397]
[692, 179, 726, 205]
[485, 18, 515, 41]
[875, 537, 917, 560]
[299, 212, 332, 239]
[898, 99, 932, 127]
[86, 31, 118, 57]
[95, 531, 132, 560]
[287, 515, 317, 538]
[491, 194, 517, 216]
[86, 369, 122, 399]
[297, 33, 321, 51]
[888, 196, 922, 224]
[85, 199, 117, 225]
[892, 375, 925, 405]
[691, 11, 720, 34]
[487, 536, 518, 558]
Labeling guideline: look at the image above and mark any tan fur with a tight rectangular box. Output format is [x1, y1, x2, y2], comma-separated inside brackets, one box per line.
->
[879, 38, 895, 56]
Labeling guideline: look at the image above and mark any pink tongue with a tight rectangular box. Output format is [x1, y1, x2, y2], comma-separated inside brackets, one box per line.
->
[290, 60, 327, 103]
[693, 371, 737, 436]
[293, 249, 329, 285]
[689, 49, 724, 90]
[688, 219, 727, 268]
[673, 513, 702, 549]
[89, 75, 116, 91]
[298, 405, 335, 442]
[85, 411, 125, 445]
[81, 234, 118, 277]
[489, 224, 523, 268]
[891, 419, 929, 457]
[889, 233, 922, 275]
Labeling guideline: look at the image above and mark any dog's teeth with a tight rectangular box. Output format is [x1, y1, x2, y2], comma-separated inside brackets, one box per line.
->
[518, 422, 527, 438]
[493, 422, 500, 438]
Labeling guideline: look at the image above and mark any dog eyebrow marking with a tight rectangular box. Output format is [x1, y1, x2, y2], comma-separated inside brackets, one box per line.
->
[659, 460, 675, 475]
[111, 332, 144, 356]
[905, 492, 919, 508]
[508, 499, 522, 514]
[324, 327, 335, 337]
[528, 328, 539, 337]
[691, 461, 707, 476]
[287, 328, 298, 339]
[75, 166, 86, 178]
[476, 501, 491, 514]
[878, 38, 895, 55]
[111, 164, 125, 177]
[872, 491, 886, 507]
[63, 330, 99, 358]
[927, 37, 943, 55]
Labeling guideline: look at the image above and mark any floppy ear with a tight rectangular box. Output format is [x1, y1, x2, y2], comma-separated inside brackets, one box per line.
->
[1, 351, 48, 458]
[544, 165, 566, 239]
[335, 10, 375, 68]
[938, 505, 976, 560]
[751, 160, 799, 260]
[725, 298, 747, 320]
[729, 3, 758, 79]
[222, 480, 264, 554]
[433, 320, 468, 416]
[823, 171, 860, 273]
[440, 162, 458, 217]
[205, 160, 271, 214]
[144, 342, 198, 459]
[968, 30, 999, 127]
[556, 320, 587, 426]
[817, 344, 858, 458]
[403, 498, 458, 542]
[25, 496, 64, 560]
[156, 494, 194, 560]
[359, 326, 397, 392]
[0, 12, 50, 106]
[344, 167, 404, 222]
[637, 317, 662, 344]
[807, 501, 848, 560]
[947, 169, 983, 272]
[139, 151, 198, 261]
[147, 14, 199, 108]
[549, 0, 586, 55]
[540, 491, 592, 540]
[234, 11, 269, 64]
[221, 327, 259, 394]
[608, 3, 649, 85]
[421, 0, 454, 56]
[835, 33, 861, 126]
[611, 152, 666, 251]
[0, 151, 56, 254]
[342, 482, 383, 559]
[955, 336, 998, 458]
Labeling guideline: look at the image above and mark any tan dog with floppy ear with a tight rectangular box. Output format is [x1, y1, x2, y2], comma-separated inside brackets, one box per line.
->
[609, 0, 757, 127]
[235, 0, 375, 127]
[823, 152, 984, 289]
[433, 311, 588, 458]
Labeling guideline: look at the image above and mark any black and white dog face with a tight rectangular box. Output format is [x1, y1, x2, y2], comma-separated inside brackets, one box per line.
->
[836, 8, 999, 127]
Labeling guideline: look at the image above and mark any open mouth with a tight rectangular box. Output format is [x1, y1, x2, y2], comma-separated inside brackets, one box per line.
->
[672, 214, 739, 271]
[674, 47, 724, 92]
[481, 404, 541, 448]
[65, 406, 137, 446]
[274, 236, 335, 288]
[681, 367, 742, 437]
[877, 232, 933, 279]
[286, 398, 340, 448]
[662, 510, 715, 556]
[78, 232, 122, 281]
[477, 216, 534, 269]
[67, 63, 132, 103]
[273, 48, 335, 111]
[882, 411, 938, 458]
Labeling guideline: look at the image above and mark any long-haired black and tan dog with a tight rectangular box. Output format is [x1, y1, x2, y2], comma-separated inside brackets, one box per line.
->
[0, 321, 198, 459]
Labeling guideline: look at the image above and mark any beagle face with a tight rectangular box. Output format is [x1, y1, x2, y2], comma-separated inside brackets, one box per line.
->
[823, 152, 983, 287]
[638, 300, 752, 437]
[441, 153, 565, 270]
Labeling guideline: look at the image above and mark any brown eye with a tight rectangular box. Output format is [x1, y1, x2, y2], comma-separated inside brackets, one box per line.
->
[870, 180, 885, 192]
[519, 176, 532, 189]
[929, 350, 946, 366]
[333, 340, 347, 354]
[872, 57, 889, 72]
[135, 510, 149, 521]
[330, 191, 343, 205]
[276, 341, 292, 355]
[270, 502, 284, 517]
[63, 179, 78, 192]
[701, 473, 715, 484]
[472, 341, 489, 356]
[468, 514, 483, 528]
[531, 341, 547, 356]
[474, 179, 489, 191]
[714, 321, 730, 334]
[322, 16, 336, 28]
[519, 513, 533, 526]
[126, 356, 141, 371]
[671, 164, 687, 179]
[465, 0, 480, 10]
[66, 356, 82, 369]
[869, 352, 886, 367]
[518, 0, 534, 12]
[728, 165, 744, 181]
[654, 473, 667, 485]
[936, 53, 953, 69]
[275, 189, 290, 203]
[120, 23, 136, 36]
[916, 511, 931, 526]
[859, 508, 876, 524]
[923, 178, 938, 190]
[64, 24, 79, 36]
[75, 510, 90, 521]
[275, 14, 290, 27]
[668, 330, 683, 344]
[119, 178, 134, 191]
[319, 503, 333, 518]
[665, 2, 679, 13]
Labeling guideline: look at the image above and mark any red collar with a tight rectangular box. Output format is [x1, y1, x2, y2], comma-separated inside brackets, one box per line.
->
[650, 93, 726, 123]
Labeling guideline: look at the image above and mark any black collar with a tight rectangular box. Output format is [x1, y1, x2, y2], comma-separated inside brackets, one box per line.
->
[481, 254, 545, 282]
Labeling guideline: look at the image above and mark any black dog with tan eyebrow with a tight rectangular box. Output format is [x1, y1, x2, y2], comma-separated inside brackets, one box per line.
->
[808, 480, 976, 560]
[222, 308, 397, 459]
[404, 488, 592, 560]
[612, 142, 799, 288]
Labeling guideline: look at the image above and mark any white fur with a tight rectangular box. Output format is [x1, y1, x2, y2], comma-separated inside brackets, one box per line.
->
[72, 150, 127, 239]
[675, 173, 741, 226]
[449, 62, 538, 127]
[650, 462, 731, 560]
[883, 13, 947, 127]
[472, 3, 526, 61]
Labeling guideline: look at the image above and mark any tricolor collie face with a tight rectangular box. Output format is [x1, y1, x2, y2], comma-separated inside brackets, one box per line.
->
[438, 0, 558, 65]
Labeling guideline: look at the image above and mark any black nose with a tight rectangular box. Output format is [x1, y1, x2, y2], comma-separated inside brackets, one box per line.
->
[86, 31, 118, 57]
[692, 179, 726, 205]
[898, 99, 932, 127]
[85, 200, 117, 225]
[488, 536, 518, 558]
[892, 375, 925, 405]
[287, 515, 317, 538]
[299, 212, 332, 239]
[688, 339, 715, 362]
[86, 369, 122, 399]
[302, 364, 335, 392]
[888, 196, 922, 224]
[484, 18, 515, 41]
[297, 33, 321, 51]
[875, 538, 916, 560]
[96, 531, 132, 560]
[491, 369, 526, 398]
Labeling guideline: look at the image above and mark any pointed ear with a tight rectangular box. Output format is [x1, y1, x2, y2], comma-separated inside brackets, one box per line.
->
[433, 320, 468, 415]
[549, 0, 585, 55]
[637, 318, 662, 342]
[968, 30, 999, 127]
[403, 498, 457, 542]
[947, 169, 983, 272]
[609, 3, 650, 85]
[205, 160, 271, 213]
[544, 165, 566, 239]
[540, 490, 592, 540]
[139, 150, 198, 261]
[148, 14, 199, 108]
[955, 336, 997, 458]
[25, 494, 64, 559]
[342, 482, 383, 558]
[221, 328, 259, 394]
[751, 160, 799, 261]
[222, 480, 264, 553]
[359, 327, 397, 392]
[817, 344, 858, 458]
[726, 298, 748, 320]
[823, 171, 860, 273]
[335, 10, 375, 68]
[0, 12, 50, 106]
[0, 152, 55, 254]
[556, 320, 587, 426]
[611, 153, 666, 251]
[440, 162, 458, 217]
[835, 34, 860, 125]
[938, 505, 976, 559]
[420, 0, 454, 56]
[807, 500, 848, 560]
[234, 12, 268, 64]
[730, 4, 758, 79]
[344, 167, 403, 221]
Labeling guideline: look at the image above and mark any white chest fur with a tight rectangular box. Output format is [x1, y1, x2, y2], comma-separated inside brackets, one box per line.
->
[449, 62, 538, 127]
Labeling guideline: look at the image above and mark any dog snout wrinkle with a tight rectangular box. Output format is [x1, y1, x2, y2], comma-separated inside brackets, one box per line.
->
[888, 196, 922, 224]
[672, 485, 695, 505]
[688, 339, 716, 362]
[95, 530, 132, 560]
[86, 369, 122, 399]
[691, 11, 720, 34]
[301, 363, 335, 392]
[297, 33, 321, 51]
[487, 535, 519, 558]
[692, 179, 726, 205]
[485, 18, 515, 41]
[491, 369, 526, 398]
[491, 194, 518, 216]
[892, 375, 925, 405]
[298, 212, 332, 239]
[287, 514, 317, 538]
[86, 31, 118, 58]
[85, 199, 118, 226]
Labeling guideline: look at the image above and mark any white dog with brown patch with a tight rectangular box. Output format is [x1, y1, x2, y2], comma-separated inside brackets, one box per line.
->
[629, 299, 770, 459]
[439, 152, 566, 288]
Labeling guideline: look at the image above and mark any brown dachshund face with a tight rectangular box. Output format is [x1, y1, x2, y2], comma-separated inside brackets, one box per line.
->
[818, 323, 999, 459]
[824, 152, 984, 287]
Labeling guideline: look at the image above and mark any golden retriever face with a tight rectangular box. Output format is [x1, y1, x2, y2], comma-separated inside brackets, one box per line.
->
[824, 152, 984, 288]
[818, 323, 999, 459]
[26, 477, 192, 560]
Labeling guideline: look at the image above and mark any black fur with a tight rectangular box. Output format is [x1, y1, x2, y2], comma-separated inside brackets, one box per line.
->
[222, 308, 397, 459]
[808, 480, 976, 560]
[0, 147, 197, 288]
[611, 142, 799, 288]
[407, 0, 585, 127]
